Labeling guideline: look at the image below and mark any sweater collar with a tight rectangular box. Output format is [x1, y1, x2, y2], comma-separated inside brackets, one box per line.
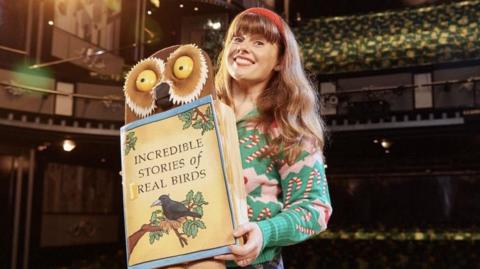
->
[236, 108, 259, 124]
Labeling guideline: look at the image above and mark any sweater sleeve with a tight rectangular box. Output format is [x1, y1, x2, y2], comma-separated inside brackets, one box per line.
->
[256, 148, 332, 249]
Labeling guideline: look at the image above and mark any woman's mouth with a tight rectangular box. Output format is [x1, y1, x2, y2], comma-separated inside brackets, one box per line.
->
[234, 55, 255, 65]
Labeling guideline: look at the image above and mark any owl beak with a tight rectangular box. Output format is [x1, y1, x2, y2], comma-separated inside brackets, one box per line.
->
[154, 82, 173, 110]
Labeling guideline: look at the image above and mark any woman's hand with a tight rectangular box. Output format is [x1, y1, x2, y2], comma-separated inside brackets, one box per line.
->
[214, 222, 263, 267]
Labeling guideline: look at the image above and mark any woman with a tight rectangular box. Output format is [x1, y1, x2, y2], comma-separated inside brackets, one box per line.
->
[214, 7, 333, 269]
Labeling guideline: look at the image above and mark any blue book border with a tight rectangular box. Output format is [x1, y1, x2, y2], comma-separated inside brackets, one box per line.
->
[120, 95, 238, 268]
[121, 95, 214, 132]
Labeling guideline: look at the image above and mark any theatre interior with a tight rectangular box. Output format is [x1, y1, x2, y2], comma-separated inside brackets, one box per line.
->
[0, 0, 479, 268]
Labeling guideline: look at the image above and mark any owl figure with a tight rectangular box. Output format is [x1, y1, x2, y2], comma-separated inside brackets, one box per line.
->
[122, 45, 225, 269]
[123, 44, 216, 124]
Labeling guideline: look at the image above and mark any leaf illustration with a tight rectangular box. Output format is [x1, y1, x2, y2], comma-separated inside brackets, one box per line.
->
[193, 192, 203, 204]
[192, 121, 203, 130]
[183, 219, 194, 236]
[194, 220, 206, 229]
[191, 225, 199, 238]
[125, 132, 138, 156]
[192, 206, 203, 217]
[150, 212, 157, 224]
[149, 233, 155, 244]
[186, 190, 194, 203]
[179, 110, 193, 129]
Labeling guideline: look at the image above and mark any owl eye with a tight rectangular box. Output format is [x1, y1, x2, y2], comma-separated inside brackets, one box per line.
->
[135, 70, 157, 92]
[173, 56, 194, 79]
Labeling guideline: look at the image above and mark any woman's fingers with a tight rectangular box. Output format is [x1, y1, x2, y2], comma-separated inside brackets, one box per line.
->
[233, 222, 255, 237]
[230, 239, 256, 256]
[214, 222, 263, 266]
[214, 254, 236, 261]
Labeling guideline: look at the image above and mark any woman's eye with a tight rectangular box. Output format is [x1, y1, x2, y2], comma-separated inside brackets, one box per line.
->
[232, 36, 243, 43]
[254, 40, 265, 46]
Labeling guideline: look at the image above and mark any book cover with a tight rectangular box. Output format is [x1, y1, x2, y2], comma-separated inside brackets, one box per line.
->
[120, 95, 245, 268]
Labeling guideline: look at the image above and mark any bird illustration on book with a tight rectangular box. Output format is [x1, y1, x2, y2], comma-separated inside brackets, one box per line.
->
[152, 195, 202, 220]
[127, 191, 208, 255]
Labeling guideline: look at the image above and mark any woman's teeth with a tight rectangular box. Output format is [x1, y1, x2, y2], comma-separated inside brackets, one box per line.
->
[235, 57, 253, 65]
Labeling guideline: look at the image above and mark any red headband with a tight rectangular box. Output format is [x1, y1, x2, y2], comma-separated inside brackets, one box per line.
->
[240, 7, 285, 37]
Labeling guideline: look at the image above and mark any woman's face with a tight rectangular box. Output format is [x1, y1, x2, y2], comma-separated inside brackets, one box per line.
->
[226, 33, 280, 87]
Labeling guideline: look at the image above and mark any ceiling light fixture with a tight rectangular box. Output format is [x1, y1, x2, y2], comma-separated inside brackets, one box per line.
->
[63, 139, 76, 152]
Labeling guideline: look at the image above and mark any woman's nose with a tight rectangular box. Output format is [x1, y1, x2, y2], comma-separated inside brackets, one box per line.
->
[235, 41, 250, 53]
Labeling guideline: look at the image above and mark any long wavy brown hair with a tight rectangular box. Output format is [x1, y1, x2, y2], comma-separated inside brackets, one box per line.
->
[215, 11, 326, 163]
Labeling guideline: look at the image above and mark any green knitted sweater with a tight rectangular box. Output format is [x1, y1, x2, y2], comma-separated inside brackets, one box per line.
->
[229, 109, 333, 266]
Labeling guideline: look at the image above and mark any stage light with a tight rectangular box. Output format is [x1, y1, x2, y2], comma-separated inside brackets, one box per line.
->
[207, 20, 221, 30]
[296, 12, 302, 22]
[194, 7, 198, 11]
[147, 10, 152, 15]
[381, 139, 392, 149]
[63, 139, 76, 152]
[48, 20, 54, 26]
[179, 4, 184, 8]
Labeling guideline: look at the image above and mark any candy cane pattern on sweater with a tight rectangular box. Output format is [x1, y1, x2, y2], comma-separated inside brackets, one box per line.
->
[266, 161, 275, 173]
[247, 206, 253, 219]
[239, 134, 260, 148]
[303, 169, 320, 198]
[294, 207, 313, 221]
[296, 224, 316, 236]
[246, 145, 269, 163]
[295, 207, 312, 221]
[256, 207, 272, 220]
[285, 177, 302, 205]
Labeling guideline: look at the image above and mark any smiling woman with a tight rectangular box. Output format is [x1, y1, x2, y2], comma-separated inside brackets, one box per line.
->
[214, 7, 332, 269]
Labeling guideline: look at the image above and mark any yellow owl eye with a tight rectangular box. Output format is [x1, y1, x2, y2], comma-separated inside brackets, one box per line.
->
[135, 70, 157, 92]
[173, 56, 194, 79]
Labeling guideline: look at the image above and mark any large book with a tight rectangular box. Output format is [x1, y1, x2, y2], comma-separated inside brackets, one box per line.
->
[120, 95, 248, 268]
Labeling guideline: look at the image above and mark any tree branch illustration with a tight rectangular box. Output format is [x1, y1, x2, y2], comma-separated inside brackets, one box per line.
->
[128, 223, 164, 256]
[192, 108, 208, 122]
[173, 227, 188, 247]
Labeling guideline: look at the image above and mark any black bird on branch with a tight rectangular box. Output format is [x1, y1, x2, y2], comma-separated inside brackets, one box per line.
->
[151, 195, 201, 220]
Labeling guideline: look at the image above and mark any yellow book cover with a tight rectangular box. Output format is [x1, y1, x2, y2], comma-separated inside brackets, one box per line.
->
[120, 95, 246, 268]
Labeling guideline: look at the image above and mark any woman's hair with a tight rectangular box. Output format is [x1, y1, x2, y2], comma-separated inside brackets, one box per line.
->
[215, 11, 327, 163]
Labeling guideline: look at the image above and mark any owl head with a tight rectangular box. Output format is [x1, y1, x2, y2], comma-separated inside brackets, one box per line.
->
[123, 44, 216, 123]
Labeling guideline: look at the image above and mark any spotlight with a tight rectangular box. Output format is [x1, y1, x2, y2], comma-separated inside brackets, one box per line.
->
[179, 4, 184, 8]
[147, 10, 152, 15]
[63, 139, 76, 152]
[48, 20, 54, 26]
[380, 139, 392, 149]
[207, 20, 221, 30]
[194, 7, 198, 11]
